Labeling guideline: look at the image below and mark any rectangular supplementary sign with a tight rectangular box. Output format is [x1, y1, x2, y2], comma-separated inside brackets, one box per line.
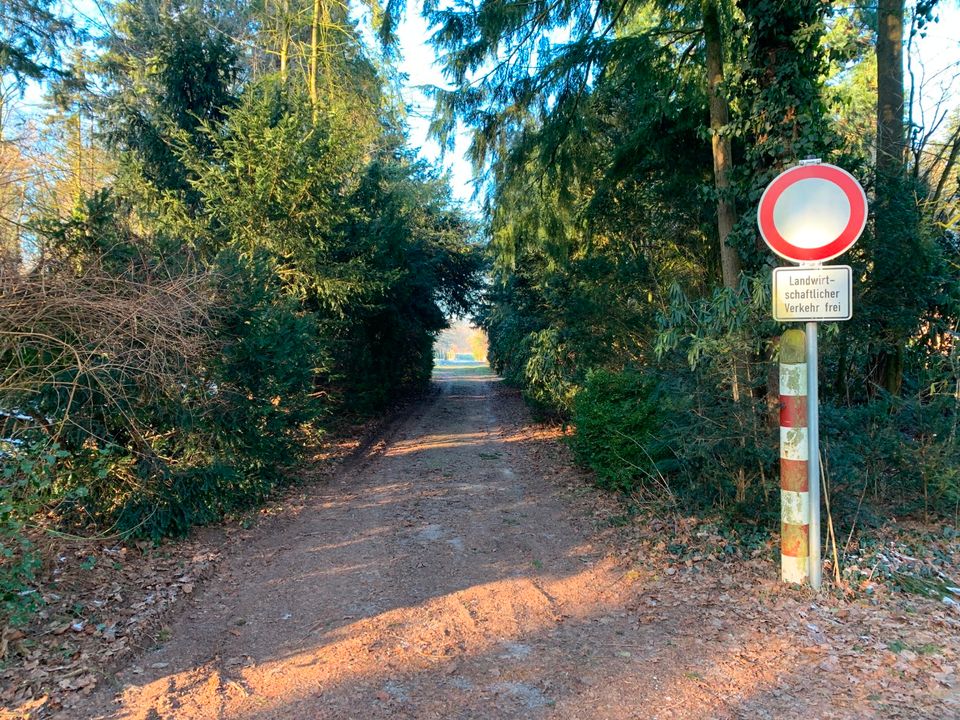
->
[772, 265, 852, 322]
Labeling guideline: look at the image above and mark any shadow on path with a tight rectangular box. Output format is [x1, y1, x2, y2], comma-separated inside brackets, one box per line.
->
[70, 368, 896, 720]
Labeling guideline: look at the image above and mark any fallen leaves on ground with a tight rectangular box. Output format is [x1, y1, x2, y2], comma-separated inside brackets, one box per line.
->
[1, 536, 223, 717]
[0, 415, 387, 719]
[570, 475, 960, 719]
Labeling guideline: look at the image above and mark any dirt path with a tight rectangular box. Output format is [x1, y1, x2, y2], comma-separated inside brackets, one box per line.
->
[70, 366, 958, 720]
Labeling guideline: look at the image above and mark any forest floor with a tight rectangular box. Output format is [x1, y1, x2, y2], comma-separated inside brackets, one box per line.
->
[5, 364, 960, 719]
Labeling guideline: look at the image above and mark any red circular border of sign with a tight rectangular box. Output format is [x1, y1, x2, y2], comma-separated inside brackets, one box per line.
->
[757, 164, 867, 263]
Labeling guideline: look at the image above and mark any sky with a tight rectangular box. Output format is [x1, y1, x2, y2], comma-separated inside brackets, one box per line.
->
[393, 3, 477, 209]
[904, 2, 960, 146]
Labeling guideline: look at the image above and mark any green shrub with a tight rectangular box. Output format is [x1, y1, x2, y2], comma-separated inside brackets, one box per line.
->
[108, 249, 322, 538]
[522, 329, 581, 415]
[822, 392, 960, 525]
[0, 249, 321, 542]
[569, 368, 675, 495]
[0, 443, 70, 625]
[206, 250, 321, 474]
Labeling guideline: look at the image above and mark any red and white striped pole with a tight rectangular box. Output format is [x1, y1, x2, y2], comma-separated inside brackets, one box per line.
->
[779, 329, 809, 584]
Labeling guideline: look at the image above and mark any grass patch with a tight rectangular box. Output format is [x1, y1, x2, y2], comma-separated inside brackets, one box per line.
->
[432, 362, 494, 378]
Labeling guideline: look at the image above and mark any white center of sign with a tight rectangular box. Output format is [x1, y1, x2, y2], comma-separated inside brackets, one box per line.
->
[772, 178, 851, 249]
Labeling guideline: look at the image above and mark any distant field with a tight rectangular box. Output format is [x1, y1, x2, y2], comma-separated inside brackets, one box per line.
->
[432, 361, 494, 378]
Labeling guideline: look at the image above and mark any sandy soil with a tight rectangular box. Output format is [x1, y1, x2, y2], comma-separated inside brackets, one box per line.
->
[63, 366, 959, 720]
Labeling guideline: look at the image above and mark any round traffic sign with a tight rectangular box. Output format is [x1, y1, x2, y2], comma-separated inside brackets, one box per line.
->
[757, 163, 867, 263]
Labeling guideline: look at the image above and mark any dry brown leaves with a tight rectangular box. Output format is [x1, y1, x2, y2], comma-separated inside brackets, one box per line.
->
[1, 534, 223, 718]
[533, 416, 959, 719]
[585, 498, 960, 718]
[0, 412, 388, 719]
[5, 406, 959, 719]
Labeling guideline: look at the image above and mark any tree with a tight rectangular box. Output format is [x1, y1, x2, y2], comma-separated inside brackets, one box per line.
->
[0, 0, 73, 267]
[866, 0, 944, 396]
[0, 0, 73, 89]
[0, 122, 28, 269]
[822, 7, 877, 161]
[732, 0, 837, 264]
[427, 0, 756, 287]
[239, 0, 397, 124]
[98, 0, 240, 202]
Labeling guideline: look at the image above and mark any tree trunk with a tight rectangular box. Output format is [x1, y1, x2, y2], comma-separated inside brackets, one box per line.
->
[877, 0, 905, 173]
[279, 0, 290, 82]
[74, 110, 83, 202]
[872, 0, 907, 396]
[320, 0, 334, 103]
[309, 0, 321, 108]
[703, 0, 741, 290]
[703, 0, 743, 404]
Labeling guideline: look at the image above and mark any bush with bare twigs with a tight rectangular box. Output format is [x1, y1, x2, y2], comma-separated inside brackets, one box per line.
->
[0, 250, 321, 623]
[0, 259, 212, 620]
[0, 261, 213, 439]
